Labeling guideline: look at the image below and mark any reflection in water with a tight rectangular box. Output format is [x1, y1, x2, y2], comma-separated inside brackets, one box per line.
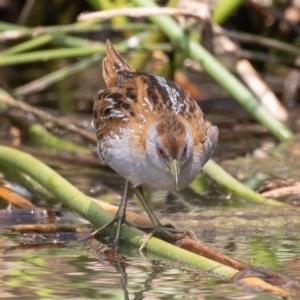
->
[0, 234, 299, 299]
[115, 261, 129, 300]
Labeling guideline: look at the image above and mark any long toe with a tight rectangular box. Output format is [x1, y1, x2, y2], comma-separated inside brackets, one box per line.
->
[78, 216, 125, 249]
[139, 225, 190, 251]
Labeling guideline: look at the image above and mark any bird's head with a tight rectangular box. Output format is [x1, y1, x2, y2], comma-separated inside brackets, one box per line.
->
[146, 116, 193, 190]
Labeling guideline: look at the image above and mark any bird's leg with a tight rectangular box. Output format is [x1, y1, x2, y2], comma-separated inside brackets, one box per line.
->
[134, 186, 187, 249]
[113, 179, 130, 244]
[79, 180, 130, 248]
[134, 186, 162, 228]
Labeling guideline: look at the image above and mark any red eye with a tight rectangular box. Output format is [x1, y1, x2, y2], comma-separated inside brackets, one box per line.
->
[157, 147, 166, 157]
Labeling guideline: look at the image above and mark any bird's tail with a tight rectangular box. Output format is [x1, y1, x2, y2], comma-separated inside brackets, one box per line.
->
[102, 39, 133, 87]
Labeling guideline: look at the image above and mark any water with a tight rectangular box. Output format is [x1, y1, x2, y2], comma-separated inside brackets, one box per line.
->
[0, 227, 299, 299]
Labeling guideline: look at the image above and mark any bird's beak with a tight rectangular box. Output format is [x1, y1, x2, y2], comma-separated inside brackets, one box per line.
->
[168, 159, 181, 190]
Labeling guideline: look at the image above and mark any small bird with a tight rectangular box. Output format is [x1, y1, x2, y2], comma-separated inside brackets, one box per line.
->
[93, 40, 218, 246]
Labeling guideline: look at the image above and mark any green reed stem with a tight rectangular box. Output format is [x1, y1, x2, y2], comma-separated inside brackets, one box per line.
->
[27, 123, 90, 154]
[213, 0, 245, 25]
[1, 34, 54, 55]
[0, 43, 173, 66]
[0, 21, 155, 40]
[14, 55, 102, 96]
[203, 160, 289, 207]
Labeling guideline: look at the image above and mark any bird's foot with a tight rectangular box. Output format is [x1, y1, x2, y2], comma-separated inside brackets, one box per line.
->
[138, 224, 196, 251]
[78, 216, 126, 250]
[78, 180, 130, 250]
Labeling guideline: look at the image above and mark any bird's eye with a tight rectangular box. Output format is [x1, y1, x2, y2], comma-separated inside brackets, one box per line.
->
[157, 147, 166, 157]
[182, 146, 187, 156]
